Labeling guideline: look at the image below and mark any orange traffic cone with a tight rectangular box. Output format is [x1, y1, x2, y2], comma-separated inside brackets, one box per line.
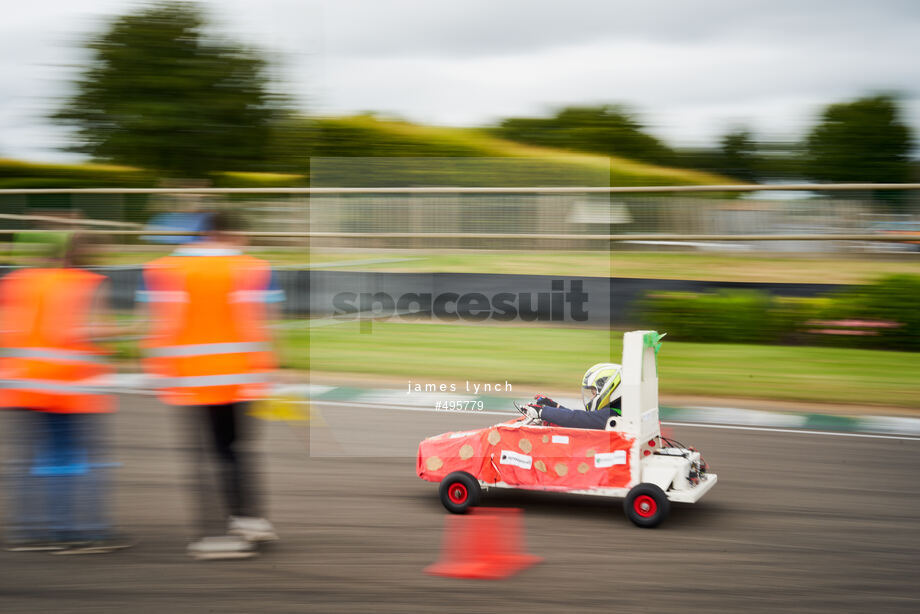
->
[425, 508, 542, 580]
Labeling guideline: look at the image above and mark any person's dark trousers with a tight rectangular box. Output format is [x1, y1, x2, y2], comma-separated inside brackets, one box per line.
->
[186, 402, 260, 538]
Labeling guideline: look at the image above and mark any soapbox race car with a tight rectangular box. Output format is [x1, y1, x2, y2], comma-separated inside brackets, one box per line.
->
[416, 331, 717, 527]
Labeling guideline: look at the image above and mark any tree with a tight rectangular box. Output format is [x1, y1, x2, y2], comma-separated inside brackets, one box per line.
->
[494, 105, 675, 165]
[718, 128, 758, 182]
[54, 1, 284, 177]
[805, 95, 914, 184]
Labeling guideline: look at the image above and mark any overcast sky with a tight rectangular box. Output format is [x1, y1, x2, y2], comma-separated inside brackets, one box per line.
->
[2, 0, 919, 162]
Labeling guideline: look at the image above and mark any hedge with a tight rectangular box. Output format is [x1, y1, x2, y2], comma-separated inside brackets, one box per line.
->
[640, 275, 920, 351]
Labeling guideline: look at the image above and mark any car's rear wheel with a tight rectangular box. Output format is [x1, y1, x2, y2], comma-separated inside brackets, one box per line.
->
[624, 483, 670, 528]
[438, 471, 481, 514]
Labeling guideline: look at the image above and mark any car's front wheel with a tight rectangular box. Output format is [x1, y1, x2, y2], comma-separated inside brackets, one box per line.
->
[624, 483, 670, 528]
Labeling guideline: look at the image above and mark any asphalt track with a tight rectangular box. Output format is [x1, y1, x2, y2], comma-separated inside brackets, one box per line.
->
[1, 394, 918, 613]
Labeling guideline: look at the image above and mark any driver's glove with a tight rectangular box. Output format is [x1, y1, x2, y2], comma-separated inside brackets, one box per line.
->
[533, 394, 558, 408]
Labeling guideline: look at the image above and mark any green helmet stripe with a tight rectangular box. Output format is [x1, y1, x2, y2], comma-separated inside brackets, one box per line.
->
[585, 366, 621, 411]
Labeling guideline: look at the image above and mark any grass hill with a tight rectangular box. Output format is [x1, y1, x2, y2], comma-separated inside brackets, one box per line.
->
[0, 115, 738, 190]
[308, 115, 737, 187]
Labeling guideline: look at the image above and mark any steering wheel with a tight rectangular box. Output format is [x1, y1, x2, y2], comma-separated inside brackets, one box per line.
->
[512, 401, 541, 425]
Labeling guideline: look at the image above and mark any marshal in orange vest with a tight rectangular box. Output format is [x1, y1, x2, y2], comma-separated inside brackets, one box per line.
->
[0, 268, 113, 413]
[142, 250, 276, 406]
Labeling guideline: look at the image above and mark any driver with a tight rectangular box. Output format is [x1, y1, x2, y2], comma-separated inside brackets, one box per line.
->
[520, 363, 622, 430]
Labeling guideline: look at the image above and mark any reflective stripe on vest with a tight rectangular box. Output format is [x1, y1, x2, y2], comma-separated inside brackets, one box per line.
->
[145, 341, 271, 359]
[1, 347, 104, 363]
[158, 373, 269, 388]
[230, 289, 284, 303]
[136, 290, 189, 303]
[0, 379, 103, 394]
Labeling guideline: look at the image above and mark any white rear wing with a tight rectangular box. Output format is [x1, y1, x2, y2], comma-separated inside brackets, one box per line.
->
[619, 330, 664, 445]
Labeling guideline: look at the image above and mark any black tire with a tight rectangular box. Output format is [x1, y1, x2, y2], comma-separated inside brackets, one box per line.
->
[624, 483, 670, 528]
[438, 471, 481, 514]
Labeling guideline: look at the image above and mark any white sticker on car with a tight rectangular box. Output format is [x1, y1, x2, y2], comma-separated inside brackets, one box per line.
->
[499, 449, 532, 470]
[449, 431, 474, 439]
[551, 435, 569, 444]
[594, 450, 627, 468]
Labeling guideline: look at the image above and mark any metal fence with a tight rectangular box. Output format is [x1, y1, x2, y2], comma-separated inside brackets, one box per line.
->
[1, 184, 919, 252]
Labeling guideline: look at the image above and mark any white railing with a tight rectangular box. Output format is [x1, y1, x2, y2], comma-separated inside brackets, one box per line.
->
[0, 183, 919, 195]
[1, 184, 918, 245]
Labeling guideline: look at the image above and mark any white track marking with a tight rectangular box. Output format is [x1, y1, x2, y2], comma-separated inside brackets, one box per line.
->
[659, 421, 920, 441]
[679, 406, 808, 428]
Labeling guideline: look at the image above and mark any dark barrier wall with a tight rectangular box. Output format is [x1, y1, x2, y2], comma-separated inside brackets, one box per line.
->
[306, 272, 840, 325]
[307, 271, 606, 325]
[0, 267, 842, 326]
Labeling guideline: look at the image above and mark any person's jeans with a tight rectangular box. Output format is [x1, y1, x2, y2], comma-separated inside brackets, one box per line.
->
[4, 410, 111, 543]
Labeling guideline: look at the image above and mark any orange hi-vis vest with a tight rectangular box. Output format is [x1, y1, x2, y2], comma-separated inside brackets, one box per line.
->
[0, 268, 112, 413]
[142, 250, 276, 406]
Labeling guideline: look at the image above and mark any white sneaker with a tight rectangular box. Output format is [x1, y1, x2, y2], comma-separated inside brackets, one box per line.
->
[187, 535, 257, 560]
[227, 516, 278, 542]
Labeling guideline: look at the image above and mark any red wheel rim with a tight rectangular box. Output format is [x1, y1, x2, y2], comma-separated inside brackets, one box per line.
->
[447, 483, 469, 505]
[634, 495, 657, 518]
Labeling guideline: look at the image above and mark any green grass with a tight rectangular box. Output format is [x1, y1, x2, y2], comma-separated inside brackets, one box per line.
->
[304, 250, 920, 283]
[286, 321, 920, 408]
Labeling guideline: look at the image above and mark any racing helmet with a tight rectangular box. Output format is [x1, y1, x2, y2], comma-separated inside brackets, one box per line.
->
[581, 363, 622, 412]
